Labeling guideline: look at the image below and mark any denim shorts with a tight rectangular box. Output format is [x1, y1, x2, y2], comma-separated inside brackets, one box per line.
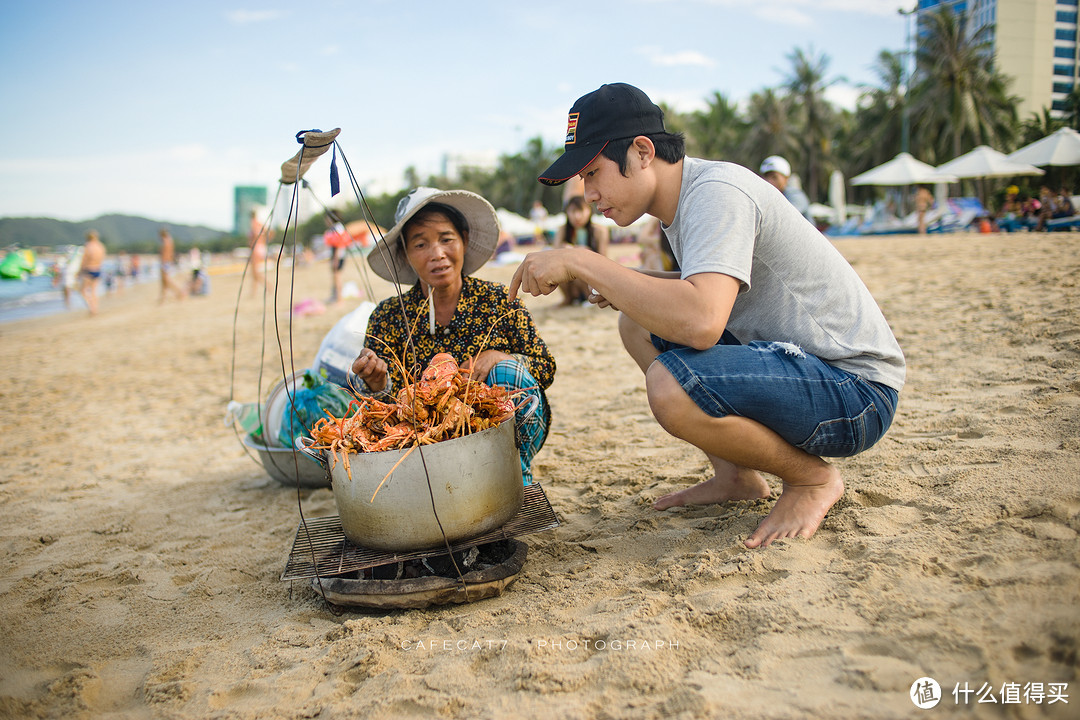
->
[652, 333, 899, 458]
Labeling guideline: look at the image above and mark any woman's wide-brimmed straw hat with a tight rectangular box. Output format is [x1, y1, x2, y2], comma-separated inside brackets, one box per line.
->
[367, 187, 500, 285]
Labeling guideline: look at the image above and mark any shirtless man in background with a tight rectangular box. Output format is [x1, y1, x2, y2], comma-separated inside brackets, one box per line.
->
[78, 230, 106, 315]
[158, 227, 187, 303]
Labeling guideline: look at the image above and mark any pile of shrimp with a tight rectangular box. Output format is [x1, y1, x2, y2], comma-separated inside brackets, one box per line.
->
[308, 353, 517, 474]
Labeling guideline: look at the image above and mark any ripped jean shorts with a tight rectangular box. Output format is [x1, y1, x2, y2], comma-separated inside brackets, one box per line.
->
[651, 332, 899, 458]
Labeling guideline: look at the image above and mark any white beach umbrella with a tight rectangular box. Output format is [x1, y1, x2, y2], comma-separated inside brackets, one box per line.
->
[495, 208, 535, 237]
[936, 145, 1045, 178]
[544, 212, 567, 232]
[1007, 127, 1080, 167]
[851, 152, 958, 186]
[828, 169, 846, 225]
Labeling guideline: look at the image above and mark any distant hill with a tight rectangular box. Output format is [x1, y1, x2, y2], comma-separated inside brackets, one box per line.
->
[0, 214, 232, 251]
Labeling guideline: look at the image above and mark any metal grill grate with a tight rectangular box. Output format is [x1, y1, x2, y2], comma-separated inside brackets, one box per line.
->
[281, 482, 560, 581]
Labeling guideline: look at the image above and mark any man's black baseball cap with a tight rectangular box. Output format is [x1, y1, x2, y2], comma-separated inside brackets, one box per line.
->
[538, 83, 666, 186]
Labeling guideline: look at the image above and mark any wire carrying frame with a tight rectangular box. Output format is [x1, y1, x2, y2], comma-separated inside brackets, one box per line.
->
[227, 128, 556, 610]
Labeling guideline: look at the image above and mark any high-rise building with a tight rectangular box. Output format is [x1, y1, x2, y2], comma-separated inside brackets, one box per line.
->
[914, 0, 1080, 120]
[234, 186, 268, 237]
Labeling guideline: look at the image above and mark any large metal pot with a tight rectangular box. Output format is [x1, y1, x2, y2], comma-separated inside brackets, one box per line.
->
[298, 398, 533, 551]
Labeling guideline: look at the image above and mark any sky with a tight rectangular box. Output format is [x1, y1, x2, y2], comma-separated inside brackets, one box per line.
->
[0, 0, 909, 232]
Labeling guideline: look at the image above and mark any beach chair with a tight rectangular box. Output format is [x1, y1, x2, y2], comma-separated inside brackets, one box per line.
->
[928, 197, 985, 234]
[824, 216, 863, 237]
[859, 206, 947, 236]
[997, 215, 1039, 232]
[1045, 214, 1080, 231]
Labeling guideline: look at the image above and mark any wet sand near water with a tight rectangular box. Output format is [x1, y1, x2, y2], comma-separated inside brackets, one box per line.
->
[0, 233, 1077, 718]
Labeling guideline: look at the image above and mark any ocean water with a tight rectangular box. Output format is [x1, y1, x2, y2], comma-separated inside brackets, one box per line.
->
[0, 274, 83, 324]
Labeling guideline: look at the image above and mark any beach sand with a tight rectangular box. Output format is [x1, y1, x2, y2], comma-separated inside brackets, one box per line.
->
[0, 233, 1077, 719]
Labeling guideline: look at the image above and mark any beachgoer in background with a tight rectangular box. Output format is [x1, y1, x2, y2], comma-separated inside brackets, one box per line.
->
[529, 199, 549, 245]
[1058, 187, 1075, 216]
[759, 155, 813, 222]
[637, 217, 680, 273]
[914, 186, 934, 235]
[113, 251, 130, 294]
[186, 245, 209, 296]
[553, 195, 610, 305]
[54, 246, 81, 307]
[995, 185, 1023, 231]
[323, 211, 350, 307]
[1036, 186, 1075, 230]
[350, 187, 556, 484]
[158, 228, 186, 303]
[188, 266, 210, 296]
[514, 82, 905, 547]
[78, 230, 106, 315]
[249, 208, 270, 295]
[1021, 193, 1042, 226]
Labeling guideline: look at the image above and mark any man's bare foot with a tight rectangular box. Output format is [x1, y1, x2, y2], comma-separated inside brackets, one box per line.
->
[653, 468, 772, 510]
[744, 466, 844, 548]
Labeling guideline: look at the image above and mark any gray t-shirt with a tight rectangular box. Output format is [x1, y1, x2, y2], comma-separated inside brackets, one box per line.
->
[662, 158, 906, 391]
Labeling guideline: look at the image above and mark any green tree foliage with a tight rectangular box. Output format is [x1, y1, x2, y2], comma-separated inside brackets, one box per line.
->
[1020, 107, 1065, 146]
[1060, 86, 1080, 132]
[684, 91, 748, 164]
[849, 50, 908, 178]
[907, 6, 1018, 163]
[742, 88, 798, 172]
[782, 46, 844, 201]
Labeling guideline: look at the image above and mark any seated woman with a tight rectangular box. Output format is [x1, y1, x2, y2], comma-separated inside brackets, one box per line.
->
[553, 195, 610, 304]
[349, 187, 556, 484]
[995, 186, 1026, 232]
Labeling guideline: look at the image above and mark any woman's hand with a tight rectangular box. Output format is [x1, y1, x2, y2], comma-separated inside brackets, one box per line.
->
[351, 348, 388, 392]
[462, 349, 512, 382]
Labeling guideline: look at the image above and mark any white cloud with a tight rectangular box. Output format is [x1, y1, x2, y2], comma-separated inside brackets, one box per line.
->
[753, 6, 813, 26]
[651, 89, 711, 115]
[655, 50, 716, 68]
[637, 46, 716, 68]
[696, 0, 908, 24]
[825, 83, 861, 111]
[225, 10, 285, 25]
[818, 0, 913, 15]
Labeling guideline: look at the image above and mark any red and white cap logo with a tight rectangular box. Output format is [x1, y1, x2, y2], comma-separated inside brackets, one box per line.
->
[565, 113, 579, 145]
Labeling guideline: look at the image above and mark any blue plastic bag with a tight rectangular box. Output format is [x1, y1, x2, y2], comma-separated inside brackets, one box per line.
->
[277, 369, 354, 448]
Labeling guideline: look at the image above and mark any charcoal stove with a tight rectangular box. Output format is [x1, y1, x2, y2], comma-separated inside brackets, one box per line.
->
[282, 482, 560, 609]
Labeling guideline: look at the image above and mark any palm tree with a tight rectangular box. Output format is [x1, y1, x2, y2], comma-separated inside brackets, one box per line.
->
[849, 50, 908, 177]
[684, 91, 748, 164]
[1020, 107, 1065, 146]
[1061, 86, 1080, 132]
[907, 6, 1018, 164]
[742, 88, 798, 172]
[783, 46, 844, 201]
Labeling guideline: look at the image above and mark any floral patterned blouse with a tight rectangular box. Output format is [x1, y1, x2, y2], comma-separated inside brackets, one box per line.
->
[363, 276, 556, 394]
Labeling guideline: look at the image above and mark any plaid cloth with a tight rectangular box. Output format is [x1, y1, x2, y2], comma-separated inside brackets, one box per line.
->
[487, 359, 550, 485]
